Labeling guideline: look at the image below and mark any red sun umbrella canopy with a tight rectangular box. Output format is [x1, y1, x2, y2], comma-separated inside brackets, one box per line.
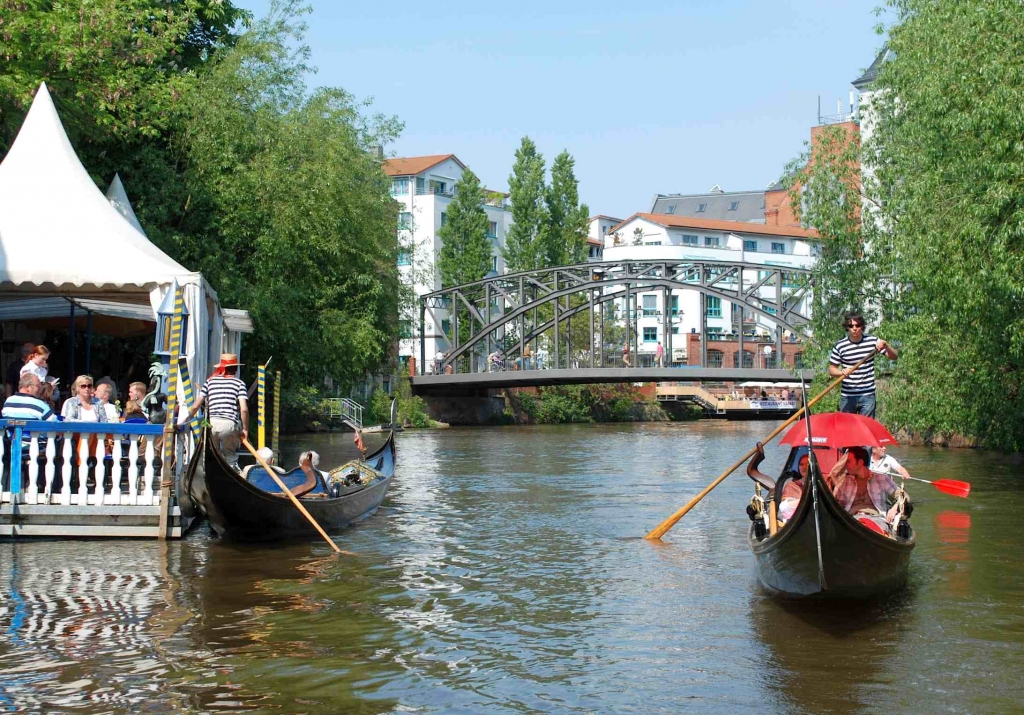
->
[780, 412, 898, 449]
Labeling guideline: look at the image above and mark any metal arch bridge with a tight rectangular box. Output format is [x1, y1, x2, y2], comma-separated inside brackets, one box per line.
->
[413, 259, 814, 393]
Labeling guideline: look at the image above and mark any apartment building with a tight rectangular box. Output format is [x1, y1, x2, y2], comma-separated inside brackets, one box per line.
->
[385, 154, 513, 364]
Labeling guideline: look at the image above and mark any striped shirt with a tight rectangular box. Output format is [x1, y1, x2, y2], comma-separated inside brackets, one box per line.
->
[2, 393, 56, 422]
[200, 376, 247, 421]
[830, 334, 880, 396]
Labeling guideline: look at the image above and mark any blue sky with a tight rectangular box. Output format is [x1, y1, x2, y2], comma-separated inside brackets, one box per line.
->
[235, 1, 887, 219]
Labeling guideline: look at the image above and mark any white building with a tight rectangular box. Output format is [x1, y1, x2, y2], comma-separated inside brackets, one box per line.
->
[586, 215, 622, 261]
[384, 154, 513, 366]
[603, 213, 819, 364]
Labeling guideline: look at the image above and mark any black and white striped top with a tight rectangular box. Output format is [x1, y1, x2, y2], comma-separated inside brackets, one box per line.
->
[829, 335, 880, 396]
[200, 376, 247, 420]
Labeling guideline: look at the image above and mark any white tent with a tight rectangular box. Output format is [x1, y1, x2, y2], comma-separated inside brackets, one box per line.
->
[0, 83, 233, 385]
[106, 173, 146, 235]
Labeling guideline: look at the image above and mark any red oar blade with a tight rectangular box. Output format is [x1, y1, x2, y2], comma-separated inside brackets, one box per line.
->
[933, 479, 971, 498]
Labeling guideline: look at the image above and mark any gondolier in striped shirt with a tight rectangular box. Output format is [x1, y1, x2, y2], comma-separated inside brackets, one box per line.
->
[186, 353, 249, 465]
[827, 313, 898, 419]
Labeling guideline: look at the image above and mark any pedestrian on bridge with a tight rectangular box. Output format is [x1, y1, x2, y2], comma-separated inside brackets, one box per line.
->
[655, 341, 665, 368]
[622, 344, 631, 367]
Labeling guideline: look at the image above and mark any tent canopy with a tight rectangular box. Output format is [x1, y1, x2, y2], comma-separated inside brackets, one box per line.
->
[0, 83, 192, 298]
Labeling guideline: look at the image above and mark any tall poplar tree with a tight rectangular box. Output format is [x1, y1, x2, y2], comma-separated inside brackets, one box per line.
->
[544, 150, 591, 265]
[502, 137, 548, 272]
[437, 169, 491, 287]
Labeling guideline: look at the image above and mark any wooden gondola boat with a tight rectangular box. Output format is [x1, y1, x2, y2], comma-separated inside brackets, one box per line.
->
[748, 445, 915, 599]
[185, 427, 396, 542]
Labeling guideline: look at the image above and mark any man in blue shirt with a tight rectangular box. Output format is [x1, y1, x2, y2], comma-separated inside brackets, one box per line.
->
[2, 373, 56, 422]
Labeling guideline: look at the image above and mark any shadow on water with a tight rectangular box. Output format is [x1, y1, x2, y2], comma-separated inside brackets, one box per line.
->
[750, 588, 920, 714]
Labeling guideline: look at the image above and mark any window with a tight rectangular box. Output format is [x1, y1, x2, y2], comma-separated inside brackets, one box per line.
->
[440, 212, 447, 226]
[398, 320, 413, 339]
[490, 256, 498, 272]
[743, 240, 758, 252]
[682, 234, 699, 246]
[643, 295, 658, 317]
[391, 178, 409, 195]
[704, 236, 720, 247]
[665, 205, 676, 214]
[397, 250, 411, 266]
[671, 326, 680, 335]
[696, 203, 707, 213]
[763, 306, 777, 315]
[646, 240, 662, 246]
[733, 350, 754, 368]
[441, 319, 451, 336]
[707, 349, 723, 368]
[671, 295, 680, 317]
[398, 212, 412, 229]
[706, 296, 722, 318]
[772, 242, 786, 254]
[488, 221, 498, 238]
[728, 201, 739, 211]
[794, 352, 804, 368]
[708, 327, 723, 339]
[643, 327, 658, 342]
[416, 177, 426, 191]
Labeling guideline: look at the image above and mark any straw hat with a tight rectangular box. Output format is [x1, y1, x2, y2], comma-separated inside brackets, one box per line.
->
[215, 353, 244, 368]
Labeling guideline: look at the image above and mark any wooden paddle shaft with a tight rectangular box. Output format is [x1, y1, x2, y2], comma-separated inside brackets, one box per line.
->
[644, 348, 881, 541]
[241, 438, 343, 553]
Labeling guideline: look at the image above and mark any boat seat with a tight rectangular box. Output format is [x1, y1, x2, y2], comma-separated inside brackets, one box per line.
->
[244, 465, 328, 498]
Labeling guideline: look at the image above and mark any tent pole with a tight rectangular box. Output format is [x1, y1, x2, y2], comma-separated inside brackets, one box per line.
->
[85, 310, 92, 375]
[68, 301, 76, 385]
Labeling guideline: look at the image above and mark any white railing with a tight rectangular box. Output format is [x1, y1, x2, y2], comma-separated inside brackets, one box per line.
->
[0, 420, 177, 507]
[322, 398, 363, 429]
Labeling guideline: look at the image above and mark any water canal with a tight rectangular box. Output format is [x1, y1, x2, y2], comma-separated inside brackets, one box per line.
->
[1, 422, 1022, 713]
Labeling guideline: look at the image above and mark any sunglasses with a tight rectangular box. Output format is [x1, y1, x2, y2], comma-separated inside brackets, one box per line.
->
[79, 384, 94, 389]
[846, 323, 864, 330]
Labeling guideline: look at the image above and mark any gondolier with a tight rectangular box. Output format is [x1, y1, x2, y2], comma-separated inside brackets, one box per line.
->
[827, 313, 897, 418]
[186, 353, 249, 465]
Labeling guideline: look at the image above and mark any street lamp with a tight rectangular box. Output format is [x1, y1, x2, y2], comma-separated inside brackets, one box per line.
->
[763, 344, 773, 369]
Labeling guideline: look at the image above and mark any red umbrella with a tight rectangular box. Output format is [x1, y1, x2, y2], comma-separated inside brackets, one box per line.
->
[780, 412, 898, 449]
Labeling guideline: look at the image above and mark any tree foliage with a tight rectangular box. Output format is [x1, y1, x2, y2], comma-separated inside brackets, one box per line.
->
[795, 0, 1024, 448]
[437, 169, 491, 287]
[543, 150, 590, 266]
[502, 136, 548, 272]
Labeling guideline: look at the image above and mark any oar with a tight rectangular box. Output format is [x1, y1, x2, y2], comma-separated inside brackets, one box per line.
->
[645, 346, 882, 541]
[885, 472, 971, 498]
[801, 372, 827, 591]
[241, 438, 343, 553]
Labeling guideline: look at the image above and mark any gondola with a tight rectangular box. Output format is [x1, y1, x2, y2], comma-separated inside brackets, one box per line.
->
[185, 427, 396, 542]
[748, 443, 915, 599]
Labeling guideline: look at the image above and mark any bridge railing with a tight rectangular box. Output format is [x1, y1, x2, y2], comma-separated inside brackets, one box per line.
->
[0, 420, 181, 507]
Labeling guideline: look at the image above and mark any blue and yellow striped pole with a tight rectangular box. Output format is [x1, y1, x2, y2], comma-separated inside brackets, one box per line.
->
[257, 363, 266, 450]
[272, 370, 281, 456]
[177, 356, 202, 439]
[159, 285, 184, 539]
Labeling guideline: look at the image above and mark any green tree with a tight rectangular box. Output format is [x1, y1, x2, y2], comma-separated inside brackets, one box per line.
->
[437, 168, 492, 349]
[502, 137, 548, 272]
[175, 2, 403, 390]
[0, 0, 247, 175]
[543, 150, 590, 265]
[437, 169, 492, 287]
[865, 0, 1024, 449]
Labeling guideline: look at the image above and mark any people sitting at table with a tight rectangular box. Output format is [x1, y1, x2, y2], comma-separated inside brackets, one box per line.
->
[827, 447, 905, 532]
[2, 373, 56, 423]
[123, 400, 148, 424]
[94, 383, 120, 422]
[61, 375, 110, 422]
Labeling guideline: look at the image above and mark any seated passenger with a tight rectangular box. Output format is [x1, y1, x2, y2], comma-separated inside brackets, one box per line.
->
[827, 447, 906, 532]
[778, 454, 810, 521]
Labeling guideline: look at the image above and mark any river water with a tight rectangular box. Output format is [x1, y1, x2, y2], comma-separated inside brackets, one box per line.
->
[0, 421, 1022, 713]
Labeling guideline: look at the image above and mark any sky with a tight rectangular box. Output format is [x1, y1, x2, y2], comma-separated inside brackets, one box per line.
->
[235, 0, 888, 219]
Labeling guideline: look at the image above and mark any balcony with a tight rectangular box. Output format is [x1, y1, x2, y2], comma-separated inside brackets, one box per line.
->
[415, 186, 454, 198]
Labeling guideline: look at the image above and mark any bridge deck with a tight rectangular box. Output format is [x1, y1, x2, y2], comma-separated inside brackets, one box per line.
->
[411, 367, 815, 396]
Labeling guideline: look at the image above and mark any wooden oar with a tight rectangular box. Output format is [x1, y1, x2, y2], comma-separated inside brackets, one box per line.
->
[886, 472, 971, 498]
[241, 438, 343, 553]
[644, 347, 882, 541]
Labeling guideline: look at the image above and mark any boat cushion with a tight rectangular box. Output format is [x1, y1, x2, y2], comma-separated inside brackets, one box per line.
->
[246, 466, 328, 496]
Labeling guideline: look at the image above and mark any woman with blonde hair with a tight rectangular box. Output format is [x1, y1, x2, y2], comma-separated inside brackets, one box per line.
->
[61, 375, 109, 423]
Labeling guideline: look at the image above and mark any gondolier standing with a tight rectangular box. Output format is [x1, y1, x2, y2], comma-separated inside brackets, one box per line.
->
[827, 313, 897, 419]
[186, 353, 249, 465]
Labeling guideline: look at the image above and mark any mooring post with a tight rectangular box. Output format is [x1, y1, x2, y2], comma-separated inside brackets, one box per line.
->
[159, 286, 184, 540]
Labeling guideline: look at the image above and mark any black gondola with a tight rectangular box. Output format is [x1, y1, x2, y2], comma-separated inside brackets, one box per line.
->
[185, 427, 396, 542]
[748, 445, 915, 599]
